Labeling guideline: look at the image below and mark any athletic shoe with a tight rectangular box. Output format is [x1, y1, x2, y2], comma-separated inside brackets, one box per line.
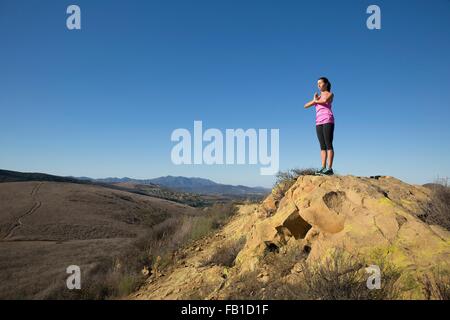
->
[314, 167, 326, 175]
[322, 168, 334, 176]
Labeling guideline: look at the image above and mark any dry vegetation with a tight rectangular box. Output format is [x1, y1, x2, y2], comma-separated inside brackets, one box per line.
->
[0, 181, 238, 300]
[298, 249, 401, 300]
[226, 247, 402, 300]
[273, 168, 316, 201]
[201, 236, 246, 268]
[421, 266, 450, 300]
[422, 178, 450, 230]
[44, 202, 238, 299]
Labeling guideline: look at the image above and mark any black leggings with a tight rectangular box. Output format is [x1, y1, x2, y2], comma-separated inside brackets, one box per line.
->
[316, 123, 334, 151]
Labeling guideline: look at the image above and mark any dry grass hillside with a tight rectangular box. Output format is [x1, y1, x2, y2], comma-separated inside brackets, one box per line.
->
[132, 173, 450, 300]
[0, 181, 236, 299]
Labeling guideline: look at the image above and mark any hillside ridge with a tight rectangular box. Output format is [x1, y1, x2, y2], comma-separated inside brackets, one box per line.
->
[132, 174, 450, 300]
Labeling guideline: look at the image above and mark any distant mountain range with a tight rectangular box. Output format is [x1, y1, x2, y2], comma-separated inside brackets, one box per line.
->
[0, 169, 86, 184]
[0, 169, 270, 196]
[81, 175, 270, 196]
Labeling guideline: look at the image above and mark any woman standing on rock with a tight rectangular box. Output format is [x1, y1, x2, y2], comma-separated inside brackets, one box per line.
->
[304, 77, 335, 175]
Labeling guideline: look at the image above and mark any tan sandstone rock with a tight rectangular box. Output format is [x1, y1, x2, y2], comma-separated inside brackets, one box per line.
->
[133, 175, 449, 300]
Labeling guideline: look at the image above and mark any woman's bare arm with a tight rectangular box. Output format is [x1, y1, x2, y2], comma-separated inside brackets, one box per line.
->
[304, 92, 320, 108]
[304, 99, 316, 108]
[314, 92, 334, 104]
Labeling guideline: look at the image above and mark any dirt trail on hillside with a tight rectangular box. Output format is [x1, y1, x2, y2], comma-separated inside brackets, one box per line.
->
[2, 182, 43, 241]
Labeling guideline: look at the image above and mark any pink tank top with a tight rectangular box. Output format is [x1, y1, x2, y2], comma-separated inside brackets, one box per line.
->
[315, 98, 335, 125]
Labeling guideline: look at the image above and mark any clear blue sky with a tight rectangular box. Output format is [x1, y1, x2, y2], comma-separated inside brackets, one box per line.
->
[1, 0, 449, 188]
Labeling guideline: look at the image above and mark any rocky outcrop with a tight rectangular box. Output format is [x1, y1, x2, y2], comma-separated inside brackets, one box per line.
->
[133, 175, 450, 300]
[234, 175, 449, 298]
